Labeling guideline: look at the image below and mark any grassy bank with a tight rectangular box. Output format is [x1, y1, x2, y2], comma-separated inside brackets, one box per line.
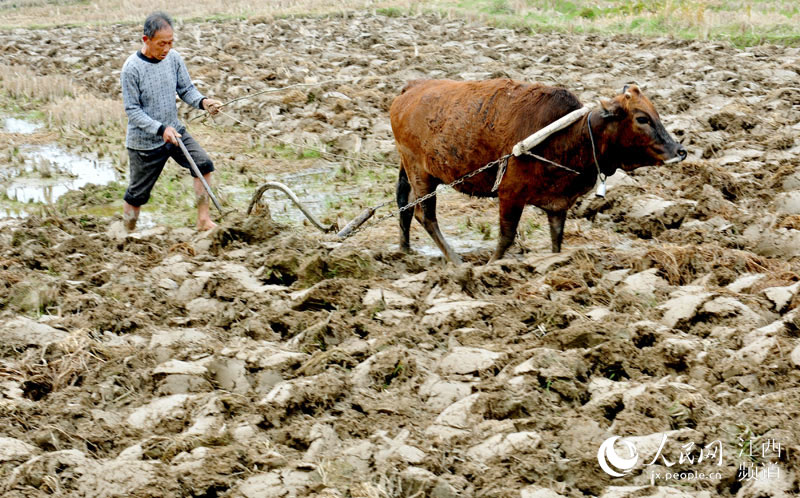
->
[442, 0, 800, 47]
[1, 0, 799, 46]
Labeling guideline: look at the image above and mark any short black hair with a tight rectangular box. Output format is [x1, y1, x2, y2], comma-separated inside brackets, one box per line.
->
[143, 11, 173, 38]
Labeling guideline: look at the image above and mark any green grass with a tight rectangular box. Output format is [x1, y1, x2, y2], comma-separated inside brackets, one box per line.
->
[523, 218, 542, 237]
[300, 149, 321, 160]
[445, 0, 800, 46]
[375, 6, 410, 17]
[259, 142, 324, 161]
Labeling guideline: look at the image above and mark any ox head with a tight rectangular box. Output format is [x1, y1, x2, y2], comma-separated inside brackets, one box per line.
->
[598, 84, 687, 172]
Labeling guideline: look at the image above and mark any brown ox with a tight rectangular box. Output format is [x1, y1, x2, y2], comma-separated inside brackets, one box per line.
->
[390, 79, 686, 263]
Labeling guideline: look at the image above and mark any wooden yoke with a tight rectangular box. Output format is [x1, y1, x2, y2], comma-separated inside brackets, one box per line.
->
[512, 106, 589, 157]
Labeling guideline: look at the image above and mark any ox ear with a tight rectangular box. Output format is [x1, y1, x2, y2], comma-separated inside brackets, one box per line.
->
[622, 83, 641, 95]
[623, 84, 641, 100]
[599, 98, 623, 119]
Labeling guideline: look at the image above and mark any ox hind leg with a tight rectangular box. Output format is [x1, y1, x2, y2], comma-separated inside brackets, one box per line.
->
[416, 193, 462, 264]
[546, 209, 568, 253]
[411, 176, 462, 264]
[396, 167, 414, 253]
[489, 200, 524, 263]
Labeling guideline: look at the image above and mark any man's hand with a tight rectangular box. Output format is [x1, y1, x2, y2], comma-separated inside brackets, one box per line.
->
[163, 126, 182, 146]
[202, 98, 222, 115]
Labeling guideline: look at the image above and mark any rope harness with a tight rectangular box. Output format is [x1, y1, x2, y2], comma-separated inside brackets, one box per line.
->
[513, 108, 606, 197]
[586, 111, 607, 197]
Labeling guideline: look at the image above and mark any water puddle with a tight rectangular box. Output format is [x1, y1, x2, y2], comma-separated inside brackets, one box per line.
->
[0, 116, 492, 254]
[4, 116, 43, 134]
[0, 206, 28, 219]
[413, 234, 488, 258]
[1, 144, 118, 217]
[249, 162, 340, 226]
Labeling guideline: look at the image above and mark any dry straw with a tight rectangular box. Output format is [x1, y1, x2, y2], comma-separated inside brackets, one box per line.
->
[0, 64, 76, 102]
[628, 244, 777, 286]
[9, 329, 112, 399]
[0, 0, 386, 28]
[44, 94, 127, 130]
[0, 63, 125, 131]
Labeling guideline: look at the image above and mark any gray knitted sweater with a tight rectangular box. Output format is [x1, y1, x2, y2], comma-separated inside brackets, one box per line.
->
[121, 49, 205, 150]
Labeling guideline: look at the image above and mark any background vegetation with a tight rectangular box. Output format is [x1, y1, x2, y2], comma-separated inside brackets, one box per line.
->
[1, 0, 798, 46]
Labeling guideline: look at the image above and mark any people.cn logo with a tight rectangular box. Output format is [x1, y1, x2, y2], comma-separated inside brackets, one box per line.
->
[597, 436, 639, 477]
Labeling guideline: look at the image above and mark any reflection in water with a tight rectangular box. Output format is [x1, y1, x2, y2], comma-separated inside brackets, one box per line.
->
[2, 144, 118, 206]
[0, 206, 27, 218]
[2, 115, 121, 218]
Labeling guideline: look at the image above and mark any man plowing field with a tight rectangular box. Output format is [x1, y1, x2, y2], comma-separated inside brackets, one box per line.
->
[120, 11, 223, 232]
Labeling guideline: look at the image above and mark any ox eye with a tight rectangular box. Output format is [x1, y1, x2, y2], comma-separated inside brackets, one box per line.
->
[636, 116, 650, 125]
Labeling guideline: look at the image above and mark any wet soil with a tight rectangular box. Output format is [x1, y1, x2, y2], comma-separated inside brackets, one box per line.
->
[1, 12, 800, 498]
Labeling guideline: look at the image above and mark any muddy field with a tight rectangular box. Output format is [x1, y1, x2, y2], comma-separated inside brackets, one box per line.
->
[1, 12, 800, 498]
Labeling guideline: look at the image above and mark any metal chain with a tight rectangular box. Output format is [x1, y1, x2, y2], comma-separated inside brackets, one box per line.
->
[340, 154, 511, 239]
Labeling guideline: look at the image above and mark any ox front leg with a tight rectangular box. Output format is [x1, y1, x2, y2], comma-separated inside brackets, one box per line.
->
[415, 194, 462, 264]
[546, 210, 567, 253]
[489, 201, 523, 264]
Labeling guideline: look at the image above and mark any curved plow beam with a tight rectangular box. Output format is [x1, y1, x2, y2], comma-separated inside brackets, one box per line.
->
[247, 181, 337, 233]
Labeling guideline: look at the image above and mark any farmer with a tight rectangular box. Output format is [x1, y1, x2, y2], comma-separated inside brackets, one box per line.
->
[121, 11, 222, 232]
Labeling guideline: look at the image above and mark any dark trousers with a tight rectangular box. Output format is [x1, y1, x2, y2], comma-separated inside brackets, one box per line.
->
[124, 132, 214, 207]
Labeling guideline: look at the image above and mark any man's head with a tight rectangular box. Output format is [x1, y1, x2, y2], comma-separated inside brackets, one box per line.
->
[142, 11, 174, 60]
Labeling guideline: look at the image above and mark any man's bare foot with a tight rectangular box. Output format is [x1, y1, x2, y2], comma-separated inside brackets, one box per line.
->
[123, 212, 138, 232]
[197, 220, 217, 231]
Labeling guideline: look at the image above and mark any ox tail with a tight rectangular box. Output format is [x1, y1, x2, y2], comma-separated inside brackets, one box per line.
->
[396, 166, 411, 211]
[397, 166, 414, 250]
